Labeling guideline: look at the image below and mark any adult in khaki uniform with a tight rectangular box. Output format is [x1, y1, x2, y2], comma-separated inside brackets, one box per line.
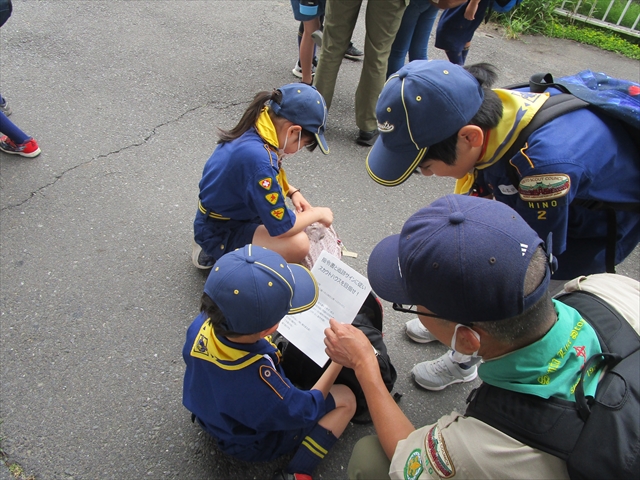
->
[313, 0, 407, 146]
[323, 194, 640, 479]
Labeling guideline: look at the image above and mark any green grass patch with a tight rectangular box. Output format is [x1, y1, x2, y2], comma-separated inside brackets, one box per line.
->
[568, 0, 640, 30]
[548, 21, 640, 58]
[494, 0, 640, 59]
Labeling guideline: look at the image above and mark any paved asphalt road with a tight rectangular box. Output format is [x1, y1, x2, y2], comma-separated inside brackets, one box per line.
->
[1, 1, 638, 479]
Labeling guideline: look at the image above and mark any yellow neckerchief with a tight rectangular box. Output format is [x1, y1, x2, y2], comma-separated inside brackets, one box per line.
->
[190, 319, 271, 371]
[255, 106, 291, 195]
[454, 89, 550, 194]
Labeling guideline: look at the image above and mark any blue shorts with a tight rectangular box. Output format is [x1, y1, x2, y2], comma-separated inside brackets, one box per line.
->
[290, 0, 325, 21]
[193, 211, 260, 262]
[435, 0, 490, 52]
[203, 392, 337, 462]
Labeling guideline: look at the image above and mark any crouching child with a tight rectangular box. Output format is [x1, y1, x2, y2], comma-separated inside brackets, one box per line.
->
[182, 244, 356, 480]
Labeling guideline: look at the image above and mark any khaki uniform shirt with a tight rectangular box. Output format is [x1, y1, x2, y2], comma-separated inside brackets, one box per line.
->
[388, 273, 639, 480]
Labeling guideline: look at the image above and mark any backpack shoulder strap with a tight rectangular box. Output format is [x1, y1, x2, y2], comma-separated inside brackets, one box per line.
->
[503, 93, 588, 188]
[555, 290, 640, 357]
[465, 290, 640, 460]
[465, 382, 582, 459]
[502, 85, 640, 214]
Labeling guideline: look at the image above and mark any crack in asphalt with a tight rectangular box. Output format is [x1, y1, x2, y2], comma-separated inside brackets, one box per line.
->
[0, 100, 247, 213]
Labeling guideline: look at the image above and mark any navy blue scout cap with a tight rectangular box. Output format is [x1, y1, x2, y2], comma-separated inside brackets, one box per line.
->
[270, 83, 330, 154]
[367, 195, 551, 323]
[204, 245, 319, 334]
[366, 60, 484, 186]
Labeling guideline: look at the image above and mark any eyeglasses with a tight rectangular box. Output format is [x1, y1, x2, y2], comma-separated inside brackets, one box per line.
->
[391, 303, 446, 320]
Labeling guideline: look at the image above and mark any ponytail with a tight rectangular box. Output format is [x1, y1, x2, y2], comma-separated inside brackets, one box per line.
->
[217, 89, 284, 144]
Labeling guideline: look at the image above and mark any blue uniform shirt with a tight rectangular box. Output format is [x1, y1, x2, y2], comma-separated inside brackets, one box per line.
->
[194, 128, 296, 260]
[182, 313, 332, 462]
[476, 106, 640, 279]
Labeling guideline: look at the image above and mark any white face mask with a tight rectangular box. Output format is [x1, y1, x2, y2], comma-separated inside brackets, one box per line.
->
[450, 323, 482, 362]
[279, 128, 302, 160]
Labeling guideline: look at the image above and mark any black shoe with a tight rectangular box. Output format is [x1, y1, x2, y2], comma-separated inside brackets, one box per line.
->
[356, 129, 379, 146]
[271, 470, 312, 480]
[192, 240, 216, 269]
[344, 42, 364, 60]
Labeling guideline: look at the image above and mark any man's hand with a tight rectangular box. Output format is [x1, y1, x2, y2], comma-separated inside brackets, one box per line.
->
[324, 319, 376, 370]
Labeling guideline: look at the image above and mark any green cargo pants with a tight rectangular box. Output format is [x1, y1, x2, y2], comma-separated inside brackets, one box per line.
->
[314, 0, 408, 132]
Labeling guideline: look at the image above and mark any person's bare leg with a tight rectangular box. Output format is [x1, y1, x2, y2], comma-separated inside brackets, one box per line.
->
[300, 18, 321, 84]
[252, 224, 310, 263]
[317, 384, 356, 437]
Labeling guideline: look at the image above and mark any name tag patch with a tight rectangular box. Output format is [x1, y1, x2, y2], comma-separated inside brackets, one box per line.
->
[498, 184, 519, 195]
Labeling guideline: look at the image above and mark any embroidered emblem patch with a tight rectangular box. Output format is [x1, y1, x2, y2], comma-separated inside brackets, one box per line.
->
[404, 449, 424, 480]
[519, 174, 570, 202]
[265, 192, 279, 205]
[271, 208, 285, 220]
[424, 426, 455, 478]
[378, 120, 394, 133]
[259, 178, 273, 190]
[194, 333, 209, 356]
[574, 345, 587, 364]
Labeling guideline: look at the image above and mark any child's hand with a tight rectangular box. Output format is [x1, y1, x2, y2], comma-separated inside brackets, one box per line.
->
[316, 207, 333, 227]
[464, 0, 480, 20]
[292, 193, 312, 213]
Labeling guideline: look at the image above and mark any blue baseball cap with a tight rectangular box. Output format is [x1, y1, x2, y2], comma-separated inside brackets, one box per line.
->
[367, 195, 552, 323]
[270, 83, 330, 154]
[366, 60, 484, 186]
[204, 245, 319, 334]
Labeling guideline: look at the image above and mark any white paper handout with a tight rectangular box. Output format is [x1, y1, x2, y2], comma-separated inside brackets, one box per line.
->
[277, 250, 371, 366]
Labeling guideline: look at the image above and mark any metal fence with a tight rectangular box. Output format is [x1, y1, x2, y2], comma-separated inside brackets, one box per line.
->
[555, 0, 640, 38]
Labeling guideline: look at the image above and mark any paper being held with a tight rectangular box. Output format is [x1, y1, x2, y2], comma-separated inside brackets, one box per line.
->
[277, 251, 371, 366]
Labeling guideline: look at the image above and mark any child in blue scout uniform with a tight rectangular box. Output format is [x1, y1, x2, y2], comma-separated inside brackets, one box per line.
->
[434, 0, 491, 65]
[366, 60, 639, 391]
[193, 83, 334, 269]
[366, 60, 640, 280]
[183, 245, 356, 480]
[290, 0, 326, 85]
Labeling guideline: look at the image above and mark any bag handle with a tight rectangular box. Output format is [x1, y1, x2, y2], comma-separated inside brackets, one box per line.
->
[574, 352, 622, 421]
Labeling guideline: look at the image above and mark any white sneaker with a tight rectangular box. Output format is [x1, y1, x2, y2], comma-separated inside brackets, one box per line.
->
[411, 352, 478, 391]
[405, 318, 438, 343]
[192, 240, 215, 270]
[291, 60, 317, 79]
[311, 29, 323, 48]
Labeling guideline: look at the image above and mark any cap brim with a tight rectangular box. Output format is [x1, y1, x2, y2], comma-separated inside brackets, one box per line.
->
[366, 136, 427, 187]
[287, 263, 319, 314]
[315, 132, 329, 155]
[367, 234, 413, 305]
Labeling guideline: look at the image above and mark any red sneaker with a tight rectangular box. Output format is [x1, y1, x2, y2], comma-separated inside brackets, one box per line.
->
[0, 136, 41, 158]
[271, 470, 312, 480]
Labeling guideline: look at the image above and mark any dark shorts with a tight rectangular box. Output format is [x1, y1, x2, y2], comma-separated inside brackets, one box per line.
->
[290, 0, 326, 22]
[193, 211, 260, 262]
[435, 0, 490, 52]
[201, 392, 337, 462]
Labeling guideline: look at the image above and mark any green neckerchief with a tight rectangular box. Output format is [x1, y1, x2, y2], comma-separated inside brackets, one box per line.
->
[478, 300, 602, 401]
